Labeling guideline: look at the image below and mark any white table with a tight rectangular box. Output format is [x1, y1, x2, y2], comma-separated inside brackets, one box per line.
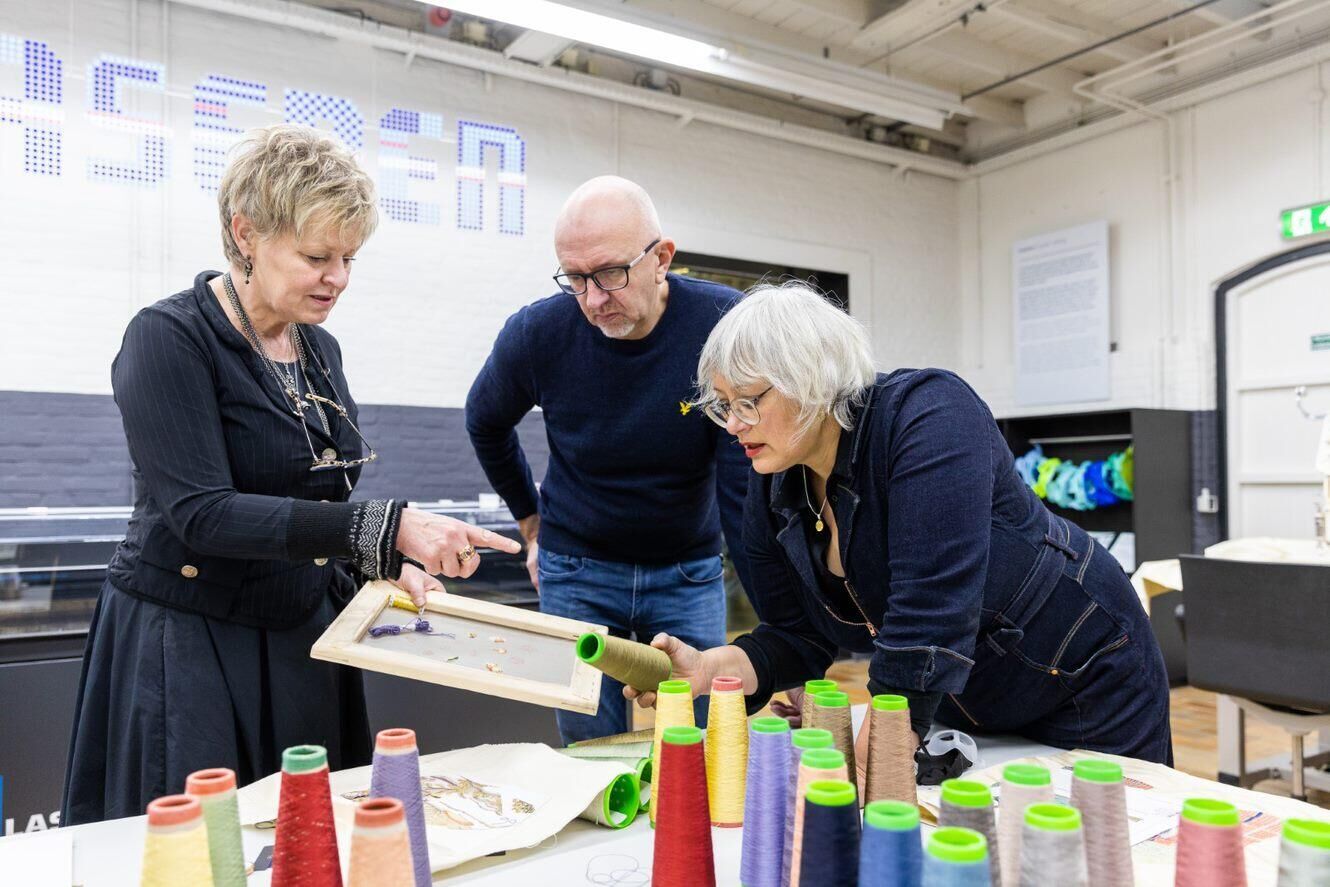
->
[0, 721, 1052, 886]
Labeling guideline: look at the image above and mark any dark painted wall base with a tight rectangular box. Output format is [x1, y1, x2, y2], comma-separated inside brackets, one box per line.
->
[0, 390, 549, 508]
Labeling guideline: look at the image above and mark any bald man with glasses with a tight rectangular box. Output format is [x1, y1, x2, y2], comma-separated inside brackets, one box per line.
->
[465, 176, 752, 742]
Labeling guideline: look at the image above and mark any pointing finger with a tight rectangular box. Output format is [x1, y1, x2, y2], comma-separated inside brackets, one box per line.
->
[470, 525, 521, 553]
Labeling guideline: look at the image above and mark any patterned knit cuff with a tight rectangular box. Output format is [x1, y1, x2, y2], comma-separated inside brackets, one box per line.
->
[348, 499, 405, 581]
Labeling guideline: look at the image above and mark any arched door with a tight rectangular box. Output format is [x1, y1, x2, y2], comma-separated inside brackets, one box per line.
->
[1216, 242, 1330, 539]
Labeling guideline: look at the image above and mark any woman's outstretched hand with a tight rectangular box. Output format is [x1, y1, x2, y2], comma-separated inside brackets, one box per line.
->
[623, 633, 711, 708]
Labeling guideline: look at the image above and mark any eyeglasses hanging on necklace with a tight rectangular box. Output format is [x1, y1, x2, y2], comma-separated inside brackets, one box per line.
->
[221, 271, 378, 474]
[803, 465, 829, 533]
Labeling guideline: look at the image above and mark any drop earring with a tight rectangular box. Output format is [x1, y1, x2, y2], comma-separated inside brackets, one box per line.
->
[243, 257, 253, 285]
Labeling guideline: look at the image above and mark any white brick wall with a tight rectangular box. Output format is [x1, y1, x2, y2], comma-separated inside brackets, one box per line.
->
[961, 62, 1330, 416]
[0, 0, 960, 410]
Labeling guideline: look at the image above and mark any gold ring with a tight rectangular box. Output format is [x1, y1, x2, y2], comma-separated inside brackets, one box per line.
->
[457, 545, 476, 565]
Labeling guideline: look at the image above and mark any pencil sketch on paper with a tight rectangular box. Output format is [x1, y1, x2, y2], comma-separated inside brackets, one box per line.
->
[344, 775, 547, 829]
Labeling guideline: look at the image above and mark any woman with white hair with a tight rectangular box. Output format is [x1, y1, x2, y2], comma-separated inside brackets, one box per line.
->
[61, 125, 520, 824]
[628, 282, 1171, 767]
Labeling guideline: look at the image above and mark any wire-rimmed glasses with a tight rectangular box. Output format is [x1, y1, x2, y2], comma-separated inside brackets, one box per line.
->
[702, 386, 774, 428]
[301, 392, 378, 471]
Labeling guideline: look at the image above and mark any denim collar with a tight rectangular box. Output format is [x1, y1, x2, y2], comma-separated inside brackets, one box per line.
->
[768, 373, 891, 518]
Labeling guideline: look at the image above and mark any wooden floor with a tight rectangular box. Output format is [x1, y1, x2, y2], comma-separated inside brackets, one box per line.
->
[635, 659, 1330, 811]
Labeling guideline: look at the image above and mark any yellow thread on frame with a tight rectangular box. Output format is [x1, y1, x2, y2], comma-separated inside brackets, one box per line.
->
[387, 593, 423, 614]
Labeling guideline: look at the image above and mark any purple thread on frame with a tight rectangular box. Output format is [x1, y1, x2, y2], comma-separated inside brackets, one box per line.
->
[368, 618, 454, 638]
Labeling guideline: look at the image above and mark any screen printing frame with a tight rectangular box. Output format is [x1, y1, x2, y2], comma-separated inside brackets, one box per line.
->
[312, 580, 604, 714]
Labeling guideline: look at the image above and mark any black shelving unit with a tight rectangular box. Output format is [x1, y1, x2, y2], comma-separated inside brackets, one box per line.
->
[998, 408, 1194, 564]
[998, 408, 1196, 684]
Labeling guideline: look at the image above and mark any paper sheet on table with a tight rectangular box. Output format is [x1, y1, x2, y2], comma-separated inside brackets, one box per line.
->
[236, 742, 633, 873]
[917, 749, 1325, 887]
[0, 829, 73, 887]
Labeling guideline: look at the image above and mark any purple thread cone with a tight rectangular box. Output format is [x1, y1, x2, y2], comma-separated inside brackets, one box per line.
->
[782, 741, 803, 885]
[741, 719, 793, 887]
[369, 729, 429, 887]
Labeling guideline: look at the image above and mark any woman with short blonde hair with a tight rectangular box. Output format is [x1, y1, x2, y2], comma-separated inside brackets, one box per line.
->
[62, 125, 520, 824]
[631, 282, 1172, 768]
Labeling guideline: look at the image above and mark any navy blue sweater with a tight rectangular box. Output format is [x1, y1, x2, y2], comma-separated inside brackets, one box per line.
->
[465, 274, 751, 574]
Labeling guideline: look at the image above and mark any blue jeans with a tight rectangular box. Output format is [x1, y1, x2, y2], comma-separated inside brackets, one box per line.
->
[936, 516, 1173, 765]
[537, 547, 727, 744]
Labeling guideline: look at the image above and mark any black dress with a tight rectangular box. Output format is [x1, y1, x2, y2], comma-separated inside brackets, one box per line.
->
[61, 271, 396, 824]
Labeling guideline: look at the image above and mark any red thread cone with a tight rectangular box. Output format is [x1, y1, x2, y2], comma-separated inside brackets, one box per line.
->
[272, 745, 343, 887]
[652, 726, 716, 887]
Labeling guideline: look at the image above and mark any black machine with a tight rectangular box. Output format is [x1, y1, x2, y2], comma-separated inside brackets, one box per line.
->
[1178, 555, 1330, 713]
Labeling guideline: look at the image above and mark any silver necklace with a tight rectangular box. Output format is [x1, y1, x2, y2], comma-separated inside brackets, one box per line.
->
[222, 271, 307, 416]
[803, 465, 829, 533]
[220, 271, 348, 490]
[300, 363, 331, 435]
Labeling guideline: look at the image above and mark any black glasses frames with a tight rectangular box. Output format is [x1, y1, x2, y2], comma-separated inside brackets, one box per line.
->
[552, 238, 662, 296]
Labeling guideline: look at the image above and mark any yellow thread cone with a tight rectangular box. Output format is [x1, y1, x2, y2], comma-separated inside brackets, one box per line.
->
[705, 676, 748, 827]
[141, 795, 214, 887]
[649, 679, 696, 826]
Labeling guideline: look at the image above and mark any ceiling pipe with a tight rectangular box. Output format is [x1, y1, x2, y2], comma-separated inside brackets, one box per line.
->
[162, 0, 969, 180]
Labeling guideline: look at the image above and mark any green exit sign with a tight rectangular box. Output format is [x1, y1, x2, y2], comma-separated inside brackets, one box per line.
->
[1282, 200, 1330, 240]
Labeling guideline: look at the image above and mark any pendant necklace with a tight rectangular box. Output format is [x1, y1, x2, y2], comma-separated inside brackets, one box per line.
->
[803, 465, 829, 533]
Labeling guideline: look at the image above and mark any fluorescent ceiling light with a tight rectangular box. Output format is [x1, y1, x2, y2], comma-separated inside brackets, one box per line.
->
[433, 0, 726, 68]
[425, 0, 957, 129]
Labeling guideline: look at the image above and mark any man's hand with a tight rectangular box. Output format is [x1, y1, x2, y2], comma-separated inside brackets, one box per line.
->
[518, 514, 540, 591]
[525, 540, 540, 591]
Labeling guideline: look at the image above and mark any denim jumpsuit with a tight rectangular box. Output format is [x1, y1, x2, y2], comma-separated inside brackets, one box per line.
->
[732, 369, 1172, 763]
